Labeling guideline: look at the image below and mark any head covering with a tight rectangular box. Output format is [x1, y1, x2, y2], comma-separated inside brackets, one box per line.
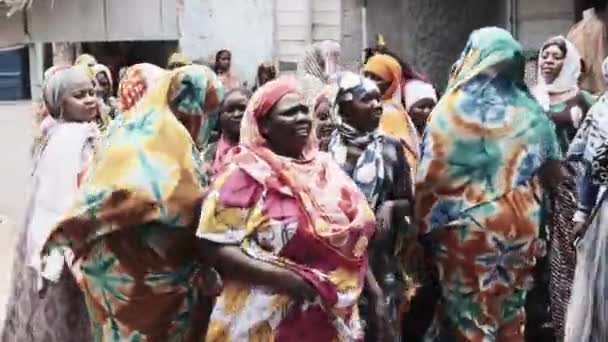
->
[297, 40, 341, 82]
[567, 9, 607, 93]
[42, 65, 220, 259]
[416, 27, 560, 234]
[330, 72, 386, 209]
[43, 66, 92, 118]
[91, 63, 113, 90]
[117, 63, 167, 112]
[256, 61, 277, 88]
[404, 80, 437, 112]
[364, 54, 402, 100]
[365, 54, 419, 173]
[210, 76, 375, 303]
[568, 56, 608, 184]
[74, 54, 97, 67]
[167, 52, 192, 69]
[197, 78, 375, 341]
[335, 71, 379, 104]
[533, 36, 582, 109]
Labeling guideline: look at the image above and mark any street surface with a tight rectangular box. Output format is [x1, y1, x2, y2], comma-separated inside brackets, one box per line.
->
[0, 101, 33, 330]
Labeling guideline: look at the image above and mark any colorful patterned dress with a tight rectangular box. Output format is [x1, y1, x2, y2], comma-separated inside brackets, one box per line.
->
[40, 65, 223, 342]
[415, 27, 560, 341]
[198, 78, 376, 341]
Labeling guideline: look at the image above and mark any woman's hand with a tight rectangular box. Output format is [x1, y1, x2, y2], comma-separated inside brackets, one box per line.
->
[201, 242, 318, 301]
[573, 221, 588, 242]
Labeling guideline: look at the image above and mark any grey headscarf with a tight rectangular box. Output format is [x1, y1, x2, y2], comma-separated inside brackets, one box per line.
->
[43, 66, 91, 118]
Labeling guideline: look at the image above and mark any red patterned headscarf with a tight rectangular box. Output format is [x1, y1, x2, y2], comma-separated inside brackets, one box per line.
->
[118, 63, 166, 112]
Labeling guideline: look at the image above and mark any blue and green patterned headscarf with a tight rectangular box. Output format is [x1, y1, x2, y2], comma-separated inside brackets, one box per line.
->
[416, 27, 560, 234]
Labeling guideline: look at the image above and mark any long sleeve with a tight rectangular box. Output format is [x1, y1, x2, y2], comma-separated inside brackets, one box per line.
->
[574, 163, 600, 222]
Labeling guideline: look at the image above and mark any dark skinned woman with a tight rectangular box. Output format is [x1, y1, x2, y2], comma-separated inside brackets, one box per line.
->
[202, 87, 252, 179]
[198, 78, 377, 341]
[328, 72, 413, 341]
[531, 35, 596, 341]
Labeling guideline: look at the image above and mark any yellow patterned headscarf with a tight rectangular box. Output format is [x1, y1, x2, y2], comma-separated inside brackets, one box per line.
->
[42, 65, 222, 257]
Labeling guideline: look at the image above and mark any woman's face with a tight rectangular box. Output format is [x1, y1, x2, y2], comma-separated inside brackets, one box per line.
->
[260, 93, 312, 158]
[342, 89, 382, 133]
[219, 91, 248, 141]
[62, 80, 99, 122]
[364, 71, 391, 95]
[258, 69, 275, 85]
[314, 99, 335, 147]
[217, 51, 231, 72]
[95, 72, 112, 99]
[540, 44, 566, 84]
[409, 98, 435, 132]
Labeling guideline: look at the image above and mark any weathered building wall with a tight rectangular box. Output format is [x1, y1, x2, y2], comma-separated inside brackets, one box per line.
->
[365, 0, 510, 89]
[180, 0, 275, 86]
[515, 0, 575, 50]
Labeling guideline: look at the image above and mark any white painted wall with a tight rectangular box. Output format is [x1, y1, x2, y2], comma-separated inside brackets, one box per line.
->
[179, 0, 275, 87]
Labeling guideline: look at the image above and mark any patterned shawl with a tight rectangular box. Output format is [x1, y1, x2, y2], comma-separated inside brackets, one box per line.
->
[329, 72, 386, 210]
[568, 57, 608, 184]
[297, 41, 341, 106]
[364, 54, 420, 173]
[204, 77, 375, 303]
[416, 27, 561, 234]
[41, 65, 219, 262]
[533, 36, 582, 110]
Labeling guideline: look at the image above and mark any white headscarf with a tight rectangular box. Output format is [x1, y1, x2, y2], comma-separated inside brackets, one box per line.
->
[533, 36, 582, 110]
[43, 66, 92, 118]
[404, 80, 437, 112]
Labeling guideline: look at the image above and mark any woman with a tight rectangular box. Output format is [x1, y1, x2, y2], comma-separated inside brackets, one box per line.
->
[567, 3, 608, 94]
[2, 66, 99, 342]
[403, 80, 437, 135]
[92, 63, 118, 120]
[534, 36, 595, 153]
[201, 87, 251, 179]
[214, 49, 240, 91]
[312, 90, 336, 151]
[363, 54, 420, 178]
[75, 53, 97, 68]
[297, 40, 341, 104]
[416, 27, 562, 341]
[328, 72, 413, 340]
[253, 62, 277, 91]
[197, 78, 377, 341]
[167, 52, 192, 70]
[39, 65, 223, 341]
[532, 35, 596, 340]
[564, 56, 608, 342]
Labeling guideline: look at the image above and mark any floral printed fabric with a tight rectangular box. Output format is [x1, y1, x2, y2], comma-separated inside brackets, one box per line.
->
[41, 65, 223, 341]
[416, 27, 560, 341]
[198, 78, 376, 341]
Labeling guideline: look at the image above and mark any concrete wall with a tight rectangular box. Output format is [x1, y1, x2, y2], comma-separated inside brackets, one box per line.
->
[341, 0, 364, 71]
[515, 0, 576, 50]
[179, 0, 275, 87]
[0, 9, 27, 47]
[365, 0, 510, 89]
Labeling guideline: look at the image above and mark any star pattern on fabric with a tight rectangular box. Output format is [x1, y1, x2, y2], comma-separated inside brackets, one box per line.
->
[476, 234, 527, 289]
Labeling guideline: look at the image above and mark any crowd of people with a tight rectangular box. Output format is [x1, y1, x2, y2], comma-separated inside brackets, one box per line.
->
[1, 25, 607, 342]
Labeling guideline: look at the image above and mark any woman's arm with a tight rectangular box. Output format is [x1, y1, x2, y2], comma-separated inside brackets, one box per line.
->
[198, 239, 316, 301]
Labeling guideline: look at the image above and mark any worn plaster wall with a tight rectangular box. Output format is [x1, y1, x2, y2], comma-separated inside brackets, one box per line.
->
[365, 0, 510, 89]
[179, 0, 275, 87]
